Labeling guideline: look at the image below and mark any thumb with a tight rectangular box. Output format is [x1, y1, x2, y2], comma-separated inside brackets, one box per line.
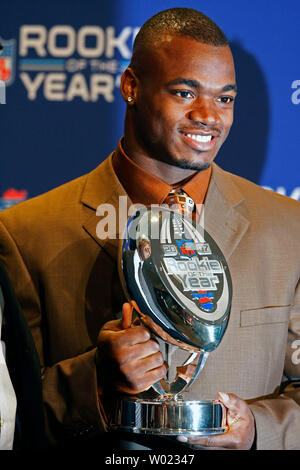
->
[218, 392, 242, 414]
[121, 302, 133, 329]
[218, 392, 244, 424]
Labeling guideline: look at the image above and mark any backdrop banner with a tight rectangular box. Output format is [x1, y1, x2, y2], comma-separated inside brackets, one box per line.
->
[1, 1, 299, 210]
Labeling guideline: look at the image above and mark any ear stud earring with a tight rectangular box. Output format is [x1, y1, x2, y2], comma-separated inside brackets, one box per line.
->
[127, 97, 133, 102]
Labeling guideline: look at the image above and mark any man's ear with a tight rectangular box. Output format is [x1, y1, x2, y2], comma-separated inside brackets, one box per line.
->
[120, 67, 139, 104]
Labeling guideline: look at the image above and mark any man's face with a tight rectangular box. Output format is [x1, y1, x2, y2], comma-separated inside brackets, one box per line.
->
[131, 36, 236, 170]
[139, 241, 151, 261]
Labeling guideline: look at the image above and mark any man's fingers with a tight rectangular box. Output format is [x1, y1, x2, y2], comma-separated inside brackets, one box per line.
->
[177, 431, 235, 449]
[177, 392, 255, 450]
[122, 302, 133, 329]
[128, 350, 165, 376]
[218, 392, 241, 411]
[98, 302, 166, 395]
[137, 363, 167, 389]
[106, 324, 151, 347]
[120, 325, 151, 346]
[177, 415, 249, 449]
[218, 392, 249, 423]
[118, 338, 160, 365]
[117, 362, 167, 394]
[121, 350, 166, 383]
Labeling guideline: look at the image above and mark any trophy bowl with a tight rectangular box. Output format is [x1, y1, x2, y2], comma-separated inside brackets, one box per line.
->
[109, 205, 232, 436]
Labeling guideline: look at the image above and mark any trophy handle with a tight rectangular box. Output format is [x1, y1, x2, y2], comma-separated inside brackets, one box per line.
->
[152, 344, 209, 397]
[183, 350, 209, 389]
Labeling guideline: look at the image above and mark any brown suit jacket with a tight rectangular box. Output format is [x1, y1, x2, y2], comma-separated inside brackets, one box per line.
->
[0, 154, 299, 449]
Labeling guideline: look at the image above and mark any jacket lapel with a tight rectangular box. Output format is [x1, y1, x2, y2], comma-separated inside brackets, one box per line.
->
[81, 153, 131, 261]
[202, 163, 250, 260]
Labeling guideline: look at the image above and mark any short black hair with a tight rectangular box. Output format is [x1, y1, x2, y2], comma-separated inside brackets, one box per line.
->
[130, 8, 228, 71]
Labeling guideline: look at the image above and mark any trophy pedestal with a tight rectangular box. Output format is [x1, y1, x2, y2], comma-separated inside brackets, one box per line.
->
[110, 396, 227, 436]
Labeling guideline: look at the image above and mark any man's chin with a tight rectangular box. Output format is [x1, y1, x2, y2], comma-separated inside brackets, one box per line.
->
[168, 156, 212, 171]
[147, 146, 214, 171]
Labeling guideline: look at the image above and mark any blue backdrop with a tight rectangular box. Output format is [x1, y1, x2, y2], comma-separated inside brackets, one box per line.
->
[1, 1, 299, 210]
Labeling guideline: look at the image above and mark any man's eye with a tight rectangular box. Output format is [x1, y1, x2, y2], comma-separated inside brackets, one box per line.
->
[173, 90, 193, 99]
[217, 96, 235, 104]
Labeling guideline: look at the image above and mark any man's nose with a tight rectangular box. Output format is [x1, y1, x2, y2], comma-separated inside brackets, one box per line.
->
[186, 97, 220, 126]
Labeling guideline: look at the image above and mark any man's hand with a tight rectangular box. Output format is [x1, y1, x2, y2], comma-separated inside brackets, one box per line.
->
[97, 302, 167, 394]
[177, 392, 255, 450]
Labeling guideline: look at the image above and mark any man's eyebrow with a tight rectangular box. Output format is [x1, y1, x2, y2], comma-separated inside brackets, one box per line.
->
[222, 84, 237, 93]
[166, 78, 200, 88]
[166, 78, 237, 93]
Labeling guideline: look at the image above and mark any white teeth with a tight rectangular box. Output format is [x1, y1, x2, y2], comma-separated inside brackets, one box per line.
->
[186, 133, 212, 143]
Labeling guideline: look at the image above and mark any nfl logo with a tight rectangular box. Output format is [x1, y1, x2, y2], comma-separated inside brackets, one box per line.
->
[0, 38, 16, 86]
[175, 239, 196, 258]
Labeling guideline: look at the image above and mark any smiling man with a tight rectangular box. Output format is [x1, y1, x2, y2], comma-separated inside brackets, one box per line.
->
[0, 8, 299, 450]
[123, 36, 236, 177]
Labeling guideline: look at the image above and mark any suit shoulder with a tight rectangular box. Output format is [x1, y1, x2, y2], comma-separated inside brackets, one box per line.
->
[226, 170, 300, 213]
[0, 172, 88, 231]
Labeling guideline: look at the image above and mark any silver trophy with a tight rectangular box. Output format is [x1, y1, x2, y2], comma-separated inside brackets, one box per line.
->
[109, 206, 232, 436]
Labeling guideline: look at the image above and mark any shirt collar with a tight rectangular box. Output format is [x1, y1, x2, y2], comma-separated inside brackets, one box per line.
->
[112, 138, 212, 206]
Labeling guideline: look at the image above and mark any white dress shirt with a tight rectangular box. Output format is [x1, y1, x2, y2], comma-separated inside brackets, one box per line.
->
[0, 287, 17, 450]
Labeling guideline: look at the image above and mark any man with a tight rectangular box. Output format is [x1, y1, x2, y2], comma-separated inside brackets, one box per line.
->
[0, 8, 299, 449]
[0, 260, 45, 449]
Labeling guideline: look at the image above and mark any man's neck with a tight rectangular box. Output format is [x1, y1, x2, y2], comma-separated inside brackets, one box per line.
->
[122, 137, 197, 185]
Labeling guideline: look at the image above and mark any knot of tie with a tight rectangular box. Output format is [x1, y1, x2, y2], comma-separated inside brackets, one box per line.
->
[164, 188, 195, 218]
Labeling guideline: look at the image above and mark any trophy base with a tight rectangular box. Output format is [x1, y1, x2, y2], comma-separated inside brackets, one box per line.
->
[109, 396, 227, 436]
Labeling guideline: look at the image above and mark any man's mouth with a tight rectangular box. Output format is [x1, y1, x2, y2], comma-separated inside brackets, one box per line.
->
[185, 133, 213, 143]
[180, 131, 218, 151]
